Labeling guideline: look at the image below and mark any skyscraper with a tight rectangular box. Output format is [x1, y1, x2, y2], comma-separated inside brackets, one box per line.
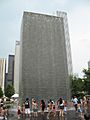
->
[0, 58, 6, 93]
[19, 11, 73, 101]
[7, 55, 14, 86]
[14, 41, 20, 94]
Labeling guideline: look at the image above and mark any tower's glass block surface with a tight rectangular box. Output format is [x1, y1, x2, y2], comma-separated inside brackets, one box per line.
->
[19, 11, 72, 101]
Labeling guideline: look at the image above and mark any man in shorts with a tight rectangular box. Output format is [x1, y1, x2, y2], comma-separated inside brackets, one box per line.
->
[25, 98, 30, 118]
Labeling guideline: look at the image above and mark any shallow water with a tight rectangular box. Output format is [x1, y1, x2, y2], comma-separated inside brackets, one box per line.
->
[7, 110, 82, 120]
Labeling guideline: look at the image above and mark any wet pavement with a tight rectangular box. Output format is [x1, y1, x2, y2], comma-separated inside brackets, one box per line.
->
[7, 109, 85, 120]
[2, 103, 90, 120]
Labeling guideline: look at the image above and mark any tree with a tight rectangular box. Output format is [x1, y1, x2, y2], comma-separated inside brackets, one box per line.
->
[83, 68, 90, 77]
[83, 68, 90, 94]
[70, 75, 85, 97]
[5, 85, 15, 98]
[70, 68, 90, 98]
[0, 87, 3, 98]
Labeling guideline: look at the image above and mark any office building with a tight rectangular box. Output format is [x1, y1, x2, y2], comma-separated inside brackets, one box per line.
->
[14, 41, 20, 94]
[0, 58, 6, 93]
[7, 55, 14, 86]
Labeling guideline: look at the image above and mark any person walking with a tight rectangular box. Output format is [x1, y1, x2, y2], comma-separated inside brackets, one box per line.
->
[24, 98, 30, 118]
[32, 98, 38, 117]
[73, 96, 78, 112]
[40, 100, 45, 114]
[21, 102, 25, 119]
[64, 100, 68, 114]
[17, 103, 21, 120]
[47, 103, 56, 120]
[57, 98, 64, 117]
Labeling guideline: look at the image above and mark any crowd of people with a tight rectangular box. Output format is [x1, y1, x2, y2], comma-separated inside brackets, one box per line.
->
[16, 96, 90, 120]
[0, 96, 89, 120]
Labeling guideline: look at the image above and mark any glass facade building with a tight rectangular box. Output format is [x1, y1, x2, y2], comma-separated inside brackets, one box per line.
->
[7, 55, 14, 86]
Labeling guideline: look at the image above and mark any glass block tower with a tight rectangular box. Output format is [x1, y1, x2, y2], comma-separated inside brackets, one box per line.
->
[19, 11, 73, 101]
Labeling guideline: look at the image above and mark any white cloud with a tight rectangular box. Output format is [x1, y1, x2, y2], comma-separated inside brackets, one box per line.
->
[68, 5, 90, 76]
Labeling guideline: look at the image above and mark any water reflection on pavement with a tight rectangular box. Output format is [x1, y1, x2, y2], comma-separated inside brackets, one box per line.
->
[8, 110, 84, 120]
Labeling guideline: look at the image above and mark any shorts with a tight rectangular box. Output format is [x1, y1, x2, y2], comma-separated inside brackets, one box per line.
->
[77, 108, 82, 113]
[33, 108, 38, 112]
[59, 105, 64, 109]
[25, 108, 30, 114]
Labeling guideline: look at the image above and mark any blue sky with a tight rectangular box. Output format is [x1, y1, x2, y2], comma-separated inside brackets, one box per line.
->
[0, 0, 90, 76]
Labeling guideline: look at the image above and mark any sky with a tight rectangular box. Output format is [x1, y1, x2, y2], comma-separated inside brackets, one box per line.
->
[0, 0, 90, 77]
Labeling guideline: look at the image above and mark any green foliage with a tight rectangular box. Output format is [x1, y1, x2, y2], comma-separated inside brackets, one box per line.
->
[70, 68, 90, 98]
[83, 68, 90, 77]
[5, 85, 15, 98]
[83, 68, 90, 94]
[0, 87, 3, 98]
[70, 75, 85, 97]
